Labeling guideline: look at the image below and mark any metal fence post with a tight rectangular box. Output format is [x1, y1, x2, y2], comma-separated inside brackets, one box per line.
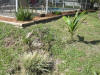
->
[85, 0, 87, 9]
[46, 0, 48, 14]
[16, 0, 18, 12]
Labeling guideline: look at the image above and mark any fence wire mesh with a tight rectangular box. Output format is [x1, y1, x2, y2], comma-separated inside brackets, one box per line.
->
[0, 0, 16, 17]
[0, 0, 96, 17]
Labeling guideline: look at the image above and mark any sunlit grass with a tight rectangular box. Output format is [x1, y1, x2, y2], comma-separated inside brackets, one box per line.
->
[0, 12, 100, 75]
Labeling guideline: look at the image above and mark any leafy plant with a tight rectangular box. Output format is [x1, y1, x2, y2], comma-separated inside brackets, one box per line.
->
[16, 7, 33, 21]
[7, 51, 54, 75]
[52, 11, 62, 15]
[63, 11, 86, 41]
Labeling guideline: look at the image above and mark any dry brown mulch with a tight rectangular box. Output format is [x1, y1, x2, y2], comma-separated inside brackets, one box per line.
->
[0, 15, 59, 23]
[0, 10, 96, 24]
[0, 11, 76, 23]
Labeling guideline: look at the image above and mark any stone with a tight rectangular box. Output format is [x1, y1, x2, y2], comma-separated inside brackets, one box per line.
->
[32, 39, 43, 48]
[26, 31, 33, 38]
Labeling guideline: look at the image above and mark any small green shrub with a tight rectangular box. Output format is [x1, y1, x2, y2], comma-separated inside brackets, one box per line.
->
[63, 11, 86, 41]
[52, 11, 62, 15]
[16, 8, 33, 21]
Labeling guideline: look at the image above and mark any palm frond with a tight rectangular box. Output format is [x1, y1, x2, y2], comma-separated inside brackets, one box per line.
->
[63, 11, 86, 41]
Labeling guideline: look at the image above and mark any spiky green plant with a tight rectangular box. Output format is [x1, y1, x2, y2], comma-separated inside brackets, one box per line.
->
[22, 51, 54, 75]
[63, 11, 86, 41]
[16, 7, 33, 21]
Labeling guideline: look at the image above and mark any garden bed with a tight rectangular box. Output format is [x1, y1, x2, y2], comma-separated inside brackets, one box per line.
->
[0, 9, 96, 27]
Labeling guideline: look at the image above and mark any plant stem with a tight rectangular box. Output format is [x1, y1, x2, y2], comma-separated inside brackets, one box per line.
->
[71, 33, 74, 41]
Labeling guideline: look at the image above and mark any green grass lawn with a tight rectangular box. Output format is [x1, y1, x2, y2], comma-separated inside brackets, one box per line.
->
[0, 12, 100, 75]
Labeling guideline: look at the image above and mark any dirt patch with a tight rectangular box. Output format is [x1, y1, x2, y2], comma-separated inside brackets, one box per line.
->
[4, 37, 16, 47]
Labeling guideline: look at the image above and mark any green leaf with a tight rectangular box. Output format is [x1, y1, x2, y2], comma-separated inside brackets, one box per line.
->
[63, 11, 86, 40]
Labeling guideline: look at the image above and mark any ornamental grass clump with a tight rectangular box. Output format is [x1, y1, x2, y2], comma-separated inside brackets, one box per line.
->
[63, 11, 86, 41]
[22, 51, 54, 75]
[52, 11, 62, 15]
[16, 7, 33, 21]
[8, 51, 54, 75]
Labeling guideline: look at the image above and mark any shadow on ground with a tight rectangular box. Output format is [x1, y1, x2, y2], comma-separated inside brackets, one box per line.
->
[77, 35, 100, 45]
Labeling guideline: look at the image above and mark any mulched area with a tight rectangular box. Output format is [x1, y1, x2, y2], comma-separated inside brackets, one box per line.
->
[0, 10, 77, 23]
[0, 9, 96, 24]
